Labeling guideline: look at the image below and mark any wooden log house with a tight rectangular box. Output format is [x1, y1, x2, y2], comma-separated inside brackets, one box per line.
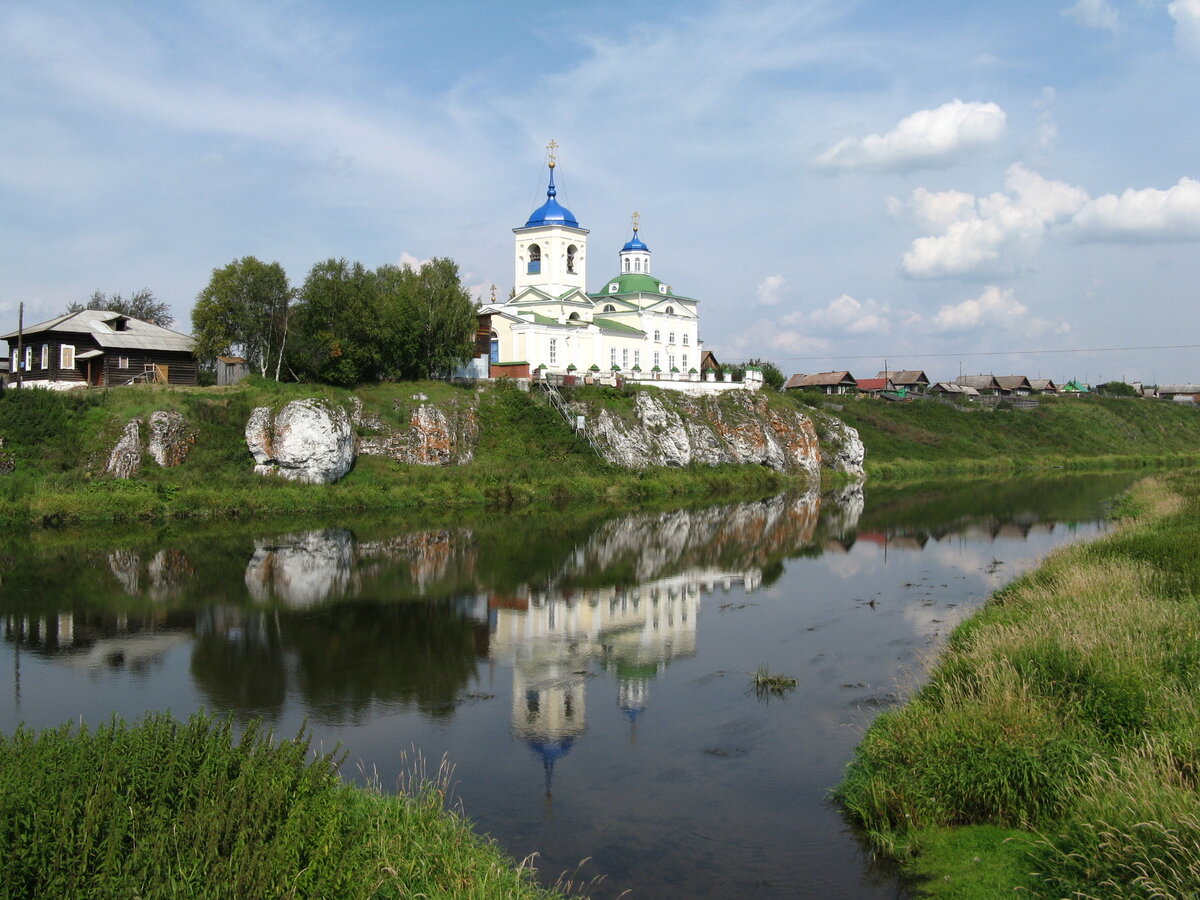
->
[2, 309, 197, 388]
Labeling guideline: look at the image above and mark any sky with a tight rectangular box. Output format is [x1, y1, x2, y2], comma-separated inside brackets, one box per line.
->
[2, 0, 1198, 385]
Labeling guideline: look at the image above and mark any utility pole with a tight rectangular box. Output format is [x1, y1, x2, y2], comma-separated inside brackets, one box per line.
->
[16, 302, 23, 388]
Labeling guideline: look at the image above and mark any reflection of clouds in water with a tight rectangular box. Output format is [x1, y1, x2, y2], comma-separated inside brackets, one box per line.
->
[244, 529, 356, 607]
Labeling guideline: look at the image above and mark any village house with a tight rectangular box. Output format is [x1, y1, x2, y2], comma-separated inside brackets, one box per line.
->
[955, 374, 1002, 395]
[783, 371, 857, 395]
[1028, 378, 1059, 394]
[876, 369, 930, 393]
[995, 375, 1034, 396]
[929, 381, 980, 400]
[855, 376, 897, 397]
[2, 309, 197, 389]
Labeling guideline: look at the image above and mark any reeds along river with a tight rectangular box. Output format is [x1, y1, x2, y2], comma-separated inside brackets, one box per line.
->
[0, 472, 1140, 899]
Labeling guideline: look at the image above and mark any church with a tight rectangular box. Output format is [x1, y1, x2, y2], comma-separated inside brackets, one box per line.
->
[478, 145, 705, 381]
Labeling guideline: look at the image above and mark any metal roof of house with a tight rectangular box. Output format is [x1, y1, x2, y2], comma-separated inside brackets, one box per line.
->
[2, 309, 194, 353]
[995, 376, 1033, 391]
[1028, 379, 1059, 392]
[931, 381, 980, 395]
[856, 377, 893, 391]
[784, 371, 856, 389]
[1158, 384, 1200, 394]
[876, 369, 929, 384]
[955, 374, 1001, 390]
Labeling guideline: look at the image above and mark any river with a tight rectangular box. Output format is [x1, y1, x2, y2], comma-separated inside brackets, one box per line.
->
[0, 473, 1139, 897]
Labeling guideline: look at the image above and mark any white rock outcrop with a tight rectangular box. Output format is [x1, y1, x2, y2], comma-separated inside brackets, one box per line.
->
[106, 419, 142, 478]
[246, 399, 355, 484]
[147, 410, 196, 467]
[357, 400, 479, 466]
[587, 390, 824, 477]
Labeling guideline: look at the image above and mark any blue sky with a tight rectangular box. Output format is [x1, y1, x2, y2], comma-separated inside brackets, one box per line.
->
[3, 0, 1198, 384]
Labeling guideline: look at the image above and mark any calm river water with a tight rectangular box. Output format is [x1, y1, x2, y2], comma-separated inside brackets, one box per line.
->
[0, 474, 1139, 898]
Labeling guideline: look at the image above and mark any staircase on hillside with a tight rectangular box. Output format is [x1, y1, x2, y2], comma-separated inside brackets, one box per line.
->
[536, 378, 604, 458]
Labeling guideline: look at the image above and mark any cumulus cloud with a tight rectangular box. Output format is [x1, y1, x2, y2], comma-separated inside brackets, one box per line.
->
[1169, 0, 1200, 56]
[807, 294, 893, 335]
[931, 285, 1027, 331]
[902, 164, 1088, 278]
[814, 100, 1007, 172]
[756, 274, 787, 306]
[930, 286, 1070, 337]
[1071, 177, 1200, 241]
[1063, 0, 1120, 32]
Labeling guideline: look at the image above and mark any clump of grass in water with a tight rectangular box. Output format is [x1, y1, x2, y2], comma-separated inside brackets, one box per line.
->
[752, 665, 798, 699]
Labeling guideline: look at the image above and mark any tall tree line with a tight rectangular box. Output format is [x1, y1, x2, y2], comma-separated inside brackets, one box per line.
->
[191, 256, 478, 385]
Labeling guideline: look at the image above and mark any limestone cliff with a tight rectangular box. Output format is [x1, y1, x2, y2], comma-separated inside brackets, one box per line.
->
[576, 389, 862, 477]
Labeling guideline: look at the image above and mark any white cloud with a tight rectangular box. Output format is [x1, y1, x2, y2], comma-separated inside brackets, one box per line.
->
[1070, 177, 1200, 240]
[398, 251, 429, 270]
[1169, 0, 1200, 56]
[911, 187, 977, 230]
[808, 294, 892, 335]
[756, 274, 787, 306]
[1063, 0, 1120, 32]
[1032, 87, 1057, 155]
[902, 165, 1088, 278]
[931, 285, 1027, 331]
[929, 286, 1070, 337]
[814, 100, 1006, 172]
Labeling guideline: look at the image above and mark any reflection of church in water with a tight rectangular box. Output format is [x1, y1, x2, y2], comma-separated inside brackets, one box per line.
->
[477, 568, 759, 794]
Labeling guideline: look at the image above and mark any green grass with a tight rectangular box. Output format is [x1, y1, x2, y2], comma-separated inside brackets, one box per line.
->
[834, 472, 1200, 896]
[790, 393, 1200, 480]
[0, 712, 579, 900]
[0, 379, 794, 526]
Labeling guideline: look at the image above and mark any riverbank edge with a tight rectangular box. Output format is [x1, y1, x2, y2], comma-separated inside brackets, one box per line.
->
[0, 712, 580, 900]
[834, 471, 1200, 897]
[2, 452, 1187, 530]
[0, 460, 805, 528]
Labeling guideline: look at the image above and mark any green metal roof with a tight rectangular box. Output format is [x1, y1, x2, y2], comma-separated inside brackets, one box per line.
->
[589, 274, 698, 304]
[593, 317, 644, 334]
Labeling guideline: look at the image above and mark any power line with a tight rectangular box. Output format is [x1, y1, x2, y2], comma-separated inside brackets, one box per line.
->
[764, 343, 1200, 362]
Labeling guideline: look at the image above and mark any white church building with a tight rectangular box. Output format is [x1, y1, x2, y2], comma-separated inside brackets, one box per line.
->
[477, 148, 760, 393]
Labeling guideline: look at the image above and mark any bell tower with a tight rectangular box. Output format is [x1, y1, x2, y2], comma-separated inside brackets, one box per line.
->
[513, 141, 589, 296]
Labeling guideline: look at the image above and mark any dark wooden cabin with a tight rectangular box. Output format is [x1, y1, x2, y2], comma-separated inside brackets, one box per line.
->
[3, 309, 197, 388]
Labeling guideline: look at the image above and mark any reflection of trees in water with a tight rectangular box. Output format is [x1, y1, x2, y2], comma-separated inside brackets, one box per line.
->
[191, 609, 287, 720]
[190, 601, 482, 723]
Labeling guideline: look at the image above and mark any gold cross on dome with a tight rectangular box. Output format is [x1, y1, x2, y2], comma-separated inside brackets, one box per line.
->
[546, 139, 558, 168]
[632, 210, 641, 233]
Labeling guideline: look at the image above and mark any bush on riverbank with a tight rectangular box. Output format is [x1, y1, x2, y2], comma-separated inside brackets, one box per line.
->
[792, 393, 1200, 479]
[835, 472, 1200, 896]
[0, 712, 576, 900]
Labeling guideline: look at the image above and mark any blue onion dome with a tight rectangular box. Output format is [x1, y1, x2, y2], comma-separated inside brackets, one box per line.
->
[525, 165, 579, 228]
[622, 230, 649, 252]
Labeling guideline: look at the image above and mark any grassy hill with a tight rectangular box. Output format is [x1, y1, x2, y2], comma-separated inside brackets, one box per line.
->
[0, 379, 790, 526]
[796, 393, 1200, 479]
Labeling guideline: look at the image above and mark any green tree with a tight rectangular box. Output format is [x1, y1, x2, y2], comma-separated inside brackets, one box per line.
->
[377, 257, 478, 380]
[66, 288, 173, 328]
[192, 257, 293, 379]
[287, 259, 384, 385]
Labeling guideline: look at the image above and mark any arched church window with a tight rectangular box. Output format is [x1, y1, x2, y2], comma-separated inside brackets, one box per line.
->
[623, 258, 630, 272]
[528, 244, 541, 275]
[489, 330, 499, 364]
[567, 244, 577, 274]
[665, 306, 674, 315]
[635, 259, 642, 272]
[568, 312, 581, 321]
[669, 331, 676, 344]
[654, 329, 661, 342]
[603, 304, 616, 313]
